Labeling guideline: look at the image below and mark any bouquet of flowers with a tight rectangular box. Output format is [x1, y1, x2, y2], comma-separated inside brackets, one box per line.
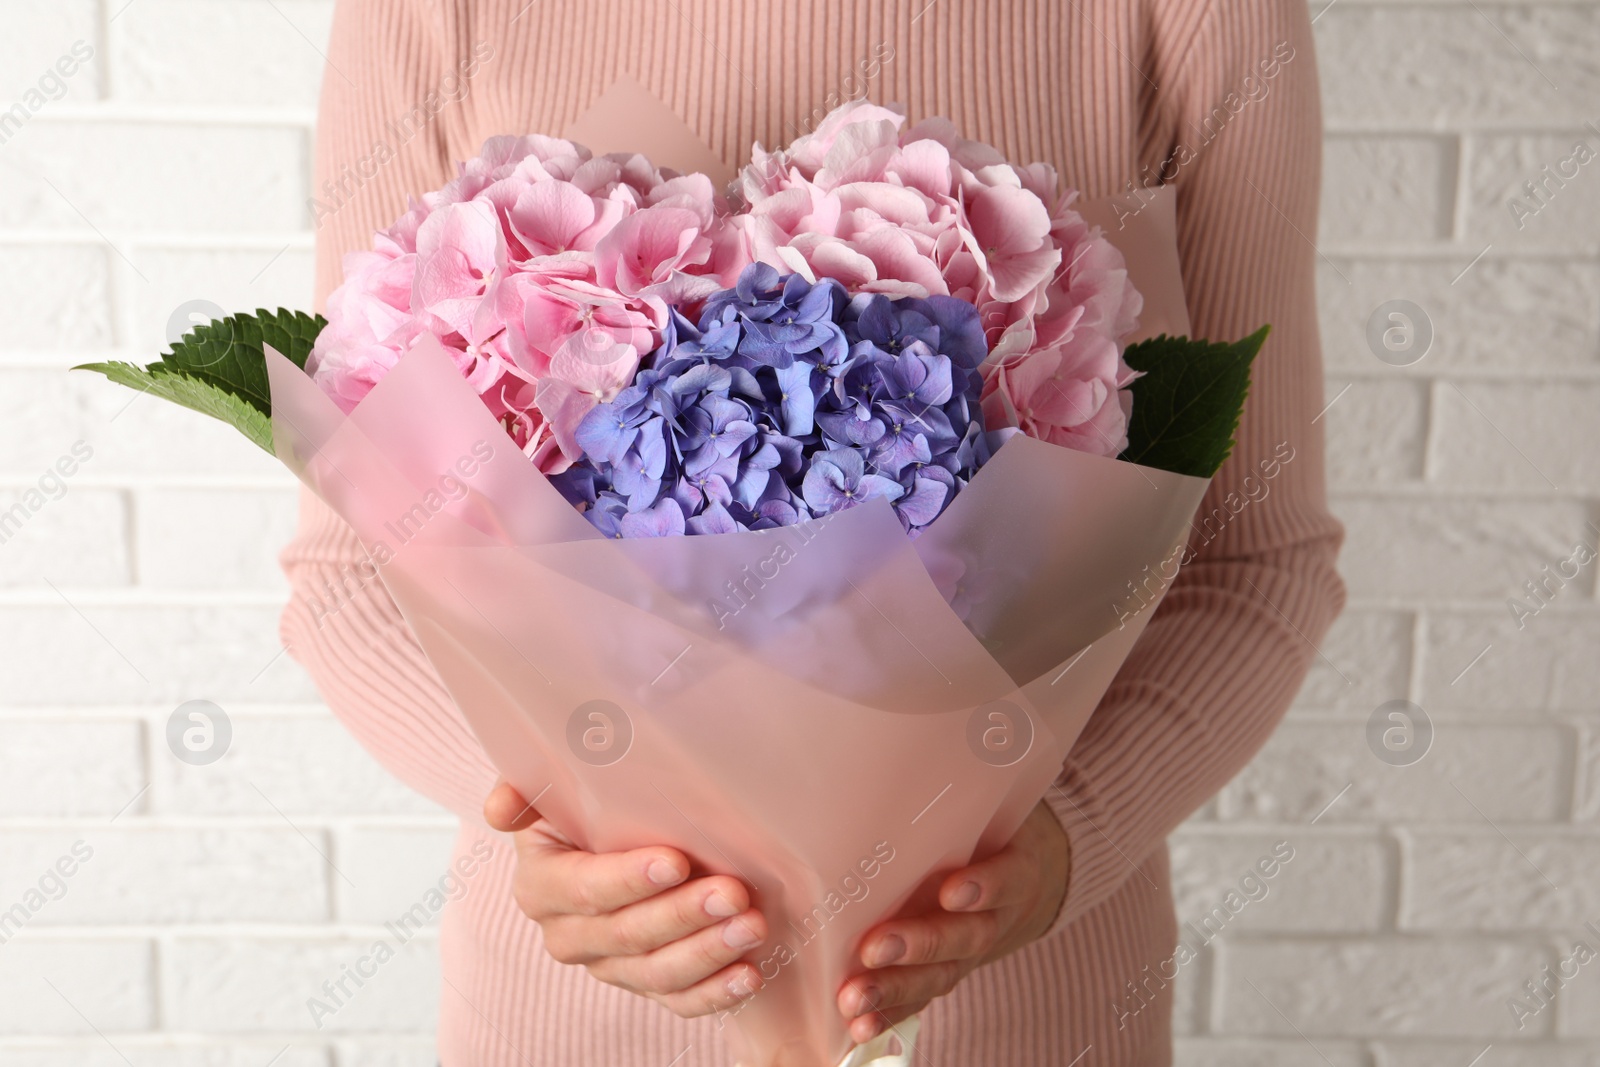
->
[80, 101, 1264, 1067]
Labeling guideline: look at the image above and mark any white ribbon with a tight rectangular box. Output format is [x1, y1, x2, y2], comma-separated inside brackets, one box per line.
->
[834, 1015, 920, 1067]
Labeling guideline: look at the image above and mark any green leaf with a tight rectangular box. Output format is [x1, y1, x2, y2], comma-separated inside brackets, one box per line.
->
[73, 308, 324, 455]
[1117, 325, 1268, 478]
[74, 360, 277, 453]
[156, 307, 324, 411]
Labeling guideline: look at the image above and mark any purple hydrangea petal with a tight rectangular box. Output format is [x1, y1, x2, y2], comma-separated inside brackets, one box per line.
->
[686, 502, 740, 535]
[775, 360, 817, 436]
[894, 476, 949, 529]
[619, 497, 686, 538]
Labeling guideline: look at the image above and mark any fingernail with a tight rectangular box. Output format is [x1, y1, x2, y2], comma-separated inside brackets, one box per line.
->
[723, 919, 762, 950]
[851, 983, 881, 1015]
[727, 971, 759, 999]
[947, 880, 981, 910]
[866, 934, 904, 967]
[705, 892, 740, 918]
[647, 860, 682, 886]
[854, 1015, 884, 1041]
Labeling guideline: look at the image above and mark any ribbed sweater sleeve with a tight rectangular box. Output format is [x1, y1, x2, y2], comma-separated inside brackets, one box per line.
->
[1040, 0, 1346, 935]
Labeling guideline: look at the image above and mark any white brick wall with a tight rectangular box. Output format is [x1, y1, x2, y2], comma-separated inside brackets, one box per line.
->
[0, 1, 1595, 1063]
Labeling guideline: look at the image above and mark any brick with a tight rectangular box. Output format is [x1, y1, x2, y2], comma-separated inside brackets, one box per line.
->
[1431, 382, 1600, 492]
[149, 713, 444, 817]
[1560, 951, 1600, 1036]
[0, 248, 114, 351]
[1333, 496, 1593, 601]
[1316, 257, 1600, 372]
[0, 1046, 329, 1067]
[112, 0, 333, 107]
[1289, 609, 1413, 714]
[1218, 720, 1571, 823]
[1373, 1043, 1600, 1067]
[127, 245, 317, 354]
[0, 369, 283, 479]
[1577, 718, 1600, 823]
[1170, 830, 1389, 933]
[0, 485, 128, 587]
[1401, 830, 1600, 930]
[1175, 1039, 1366, 1067]
[0, 121, 307, 233]
[0, 2, 100, 105]
[330, 1042, 438, 1067]
[0, 604, 320, 706]
[0, 719, 144, 817]
[0, 828, 329, 924]
[135, 487, 300, 590]
[1323, 378, 1428, 487]
[335, 826, 466, 924]
[0, 372, 124, 476]
[1467, 133, 1600, 251]
[1322, 135, 1456, 243]
[1215, 937, 1551, 1036]
[1421, 610, 1600, 714]
[1316, 6, 1600, 128]
[164, 936, 439, 1034]
[0, 938, 153, 1034]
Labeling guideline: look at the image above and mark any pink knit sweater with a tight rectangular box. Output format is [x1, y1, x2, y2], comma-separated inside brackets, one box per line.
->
[281, 1, 1345, 1063]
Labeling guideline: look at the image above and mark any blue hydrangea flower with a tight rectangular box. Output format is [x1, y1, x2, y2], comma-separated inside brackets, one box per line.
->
[549, 264, 994, 537]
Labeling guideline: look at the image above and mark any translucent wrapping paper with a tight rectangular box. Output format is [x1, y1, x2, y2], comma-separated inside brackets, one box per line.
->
[268, 188, 1208, 1067]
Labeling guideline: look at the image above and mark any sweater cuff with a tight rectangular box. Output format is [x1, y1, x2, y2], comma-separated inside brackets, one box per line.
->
[1039, 753, 1120, 940]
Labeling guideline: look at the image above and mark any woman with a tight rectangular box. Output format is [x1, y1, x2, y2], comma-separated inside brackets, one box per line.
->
[282, 0, 1345, 1062]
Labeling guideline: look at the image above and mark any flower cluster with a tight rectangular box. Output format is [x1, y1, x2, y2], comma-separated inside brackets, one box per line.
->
[550, 264, 995, 537]
[306, 135, 746, 472]
[304, 103, 1150, 539]
[735, 101, 1143, 457]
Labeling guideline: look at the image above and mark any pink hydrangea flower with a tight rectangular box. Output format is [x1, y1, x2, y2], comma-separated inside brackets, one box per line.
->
[307, 136, 747, 473]
[735, 101, 1143, 457]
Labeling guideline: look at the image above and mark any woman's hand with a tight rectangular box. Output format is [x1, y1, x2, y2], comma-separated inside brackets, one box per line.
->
[485, 780, 767, 1017]
[838, 800, 1070, 1042]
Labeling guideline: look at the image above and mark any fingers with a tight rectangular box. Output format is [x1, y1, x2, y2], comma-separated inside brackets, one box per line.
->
[838, 963, 959, 1042]
[846, 1002, 922, 1045]
[588, 905, 768, 999]
[544, 874, 752, 962]
[936, 844, 1039, 914]
[483, 779, 542, 832]
[650, 960, 765, 1018]
[514, 835, 691, 920]
[857, 909, 1000, 969]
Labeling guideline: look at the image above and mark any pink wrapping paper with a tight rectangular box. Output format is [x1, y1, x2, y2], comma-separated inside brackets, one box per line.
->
[269, 187, 1207, 1067]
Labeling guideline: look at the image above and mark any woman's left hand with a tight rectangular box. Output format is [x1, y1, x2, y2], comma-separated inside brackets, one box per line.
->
[837, 800, 1070, 1043]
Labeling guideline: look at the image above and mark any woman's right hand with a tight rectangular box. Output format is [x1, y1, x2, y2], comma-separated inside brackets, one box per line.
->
[484, 780, 768, 1017]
